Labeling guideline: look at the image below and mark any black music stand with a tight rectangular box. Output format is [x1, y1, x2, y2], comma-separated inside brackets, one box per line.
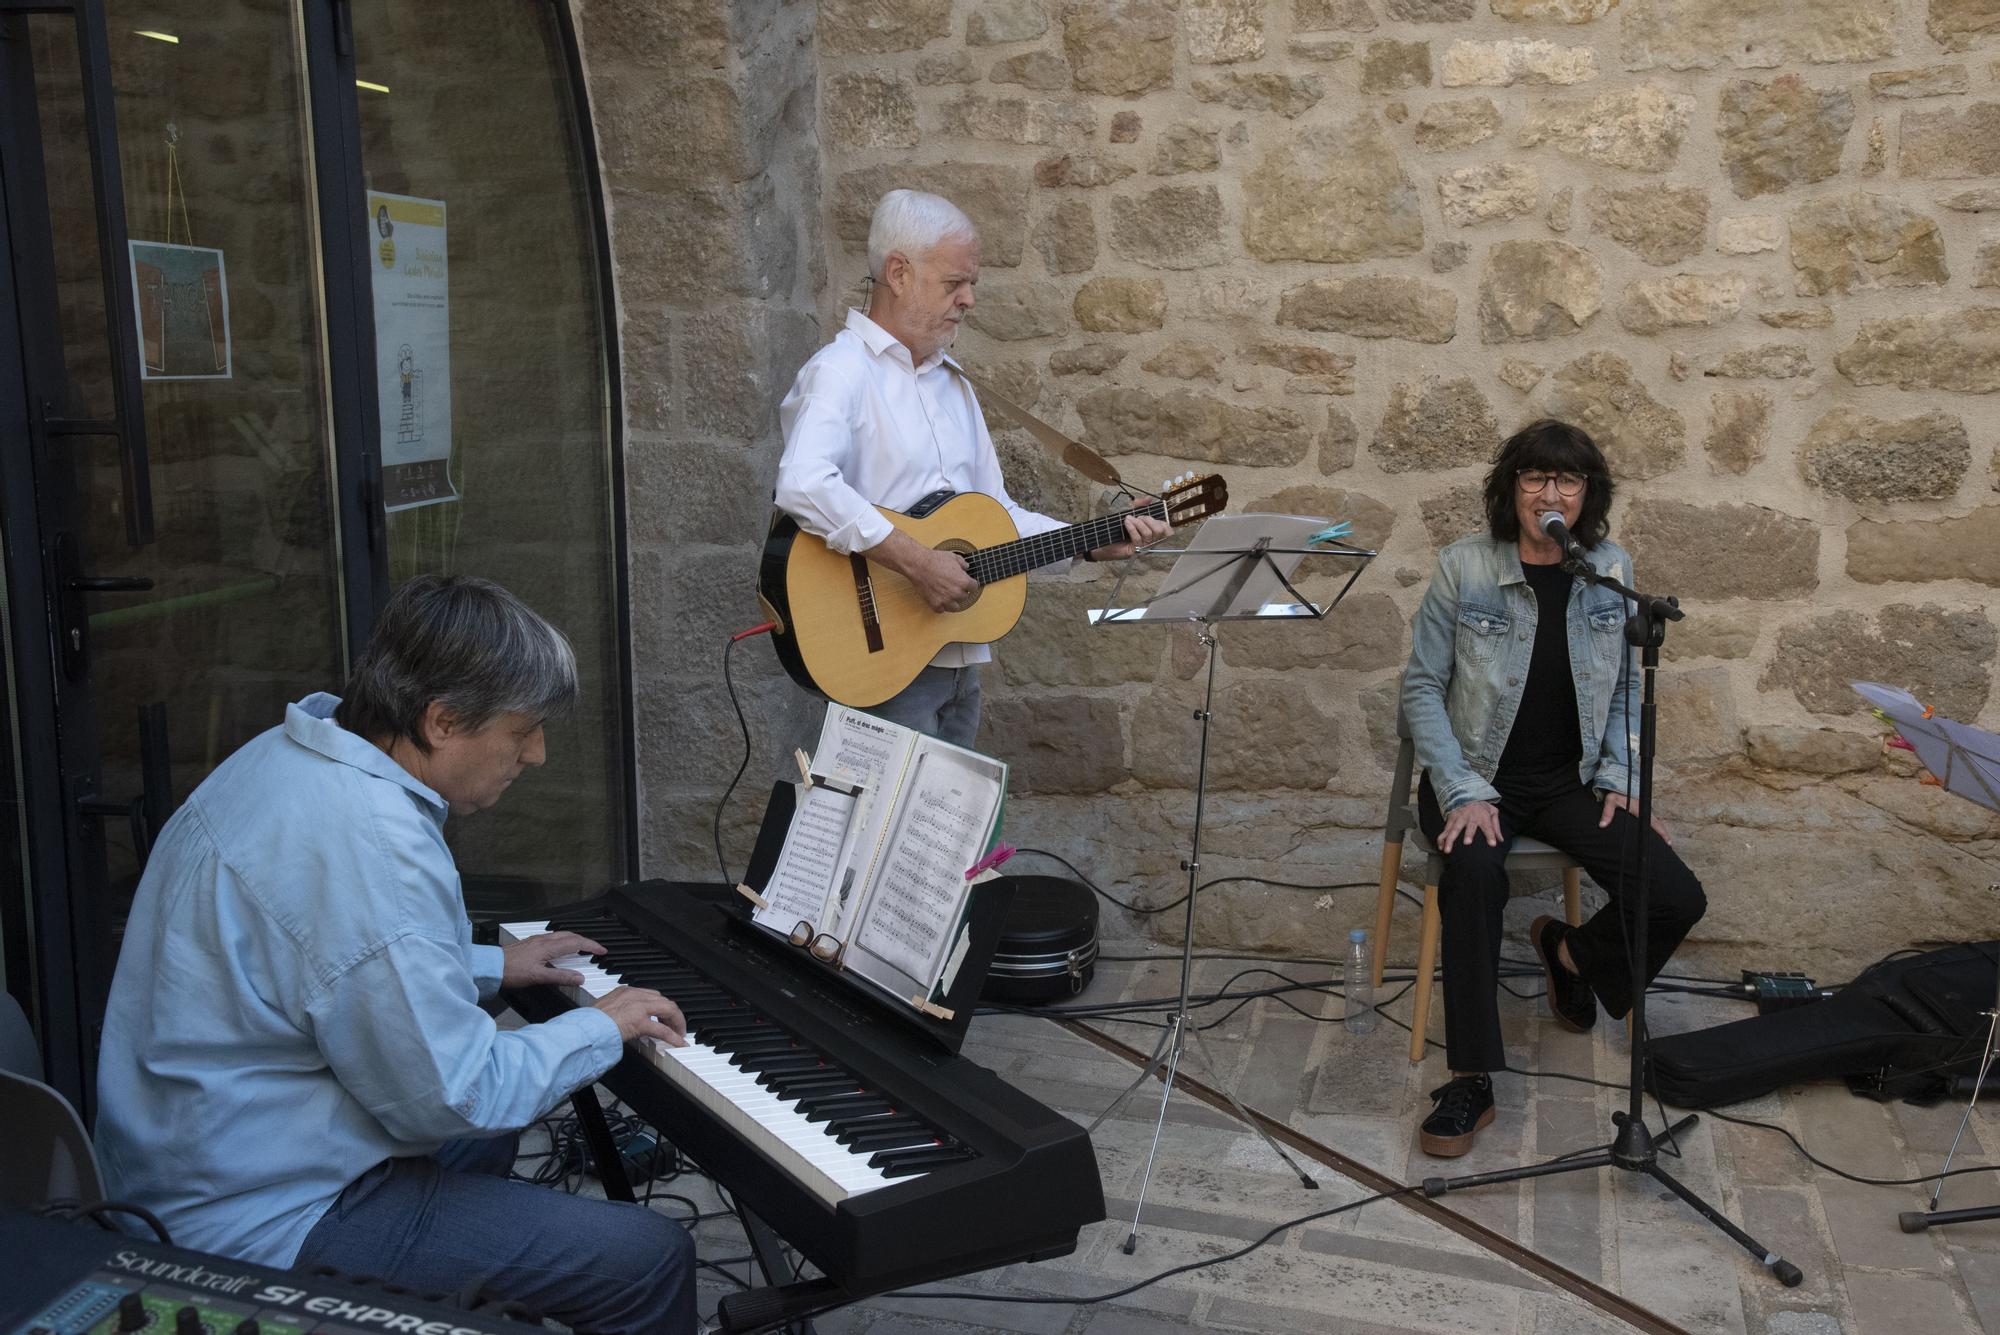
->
[1416, 557, 1806, 1288]
[1084, 515, 1374, 1253]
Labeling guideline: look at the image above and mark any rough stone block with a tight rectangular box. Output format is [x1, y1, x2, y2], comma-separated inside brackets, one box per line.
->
[834, 163, 1032, 268]
[1836, 306, 2000, 392]
[614, 178, 797, 306]
[1031, 199, 1098, 274]
[1033, 152, 1136, 188]
[1744, 726, 1881, 775]
[1073, 276, 1167, 332]
[1704, 389, 1772, 475]
[1621, 0, 1896, 71]
[979, 694, 1126, 793]
[823, 72, 918, 149]
[1150, 123, 1220, 176]
[1537, 352, 1686, 479]
[1075, 387, 1313, 465]
[1706, 342, 1813, 378]
[936, 93, 1096, 146]
[1220, 590, 1406, 672]
[1060, 0, 1176, 94]
[1415, 99, 1501, 150]
[1928, 0, 2000, 52]
[1362, 39, 1432, 92]
[1716, 215, 1780, 255]
[1438, 163, 1541, 228]
[1142, 342, 1224, 382]
[1870, 64, 1969, 98]
[1049, 342, 1128, 375]
[1788, 192, 1947, 296]
[1424, 479, 1488, 547]
[1760, 603, 1994, 718]
[1244, 115, 1423, 262]
[1131, 678, 1344, 789]
[819, 0, 952, 54]
[1900, 102, 2000, 178]
[1185, 0, 1265, 64]
[998, 583, 1164, 686]
[1623, 500, 1817, 600]
[990, 50, 1072, 89]
[1718, 76, 1854, 198]
[1441, 39, 1597, 87]
[967, 0, 1050, 44]
[1277, 276, 1459, 343]
[1320, 406, 1360, 472]
[1477, 240, 1603, 342]
[1490, 0, 1616, 16]
[1518, 85, 1692, 172]
[1371, 377, 1500, 472]
[1108, 184, 1228, 269]
[1848, 506, 2000, 586]
[1294, 0, 1379, 31]
[1589, 184, 1709, 265]
[1616, 273, 1749, 333]
[914, 48, 979, 83]
[682, 303, 822, 440]
[1192, 72, 1326, 117]
[1799, 408, 1970, 503]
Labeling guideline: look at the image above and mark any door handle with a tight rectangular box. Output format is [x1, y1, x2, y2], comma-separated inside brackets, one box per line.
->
[65, 574, 153, 593]
[77, 793, 152, 863]
[74, 703, 171, 868]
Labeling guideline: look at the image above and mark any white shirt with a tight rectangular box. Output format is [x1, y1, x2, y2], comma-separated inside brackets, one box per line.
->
[775, 307, 1064, 667]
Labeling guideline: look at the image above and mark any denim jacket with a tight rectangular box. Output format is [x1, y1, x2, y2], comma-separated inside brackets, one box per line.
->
[1401, 533, 1640, 814]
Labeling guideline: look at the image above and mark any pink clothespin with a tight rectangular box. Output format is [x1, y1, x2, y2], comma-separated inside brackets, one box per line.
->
[965, 843, 1017, 880]
[1885, 735, 1915, 753]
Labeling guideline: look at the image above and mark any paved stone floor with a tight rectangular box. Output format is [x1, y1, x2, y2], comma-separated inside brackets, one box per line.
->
[547, 934, 2000, 1334]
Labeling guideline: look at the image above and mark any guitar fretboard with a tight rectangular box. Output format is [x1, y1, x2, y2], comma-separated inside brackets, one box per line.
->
[963, 500, 1168, 584]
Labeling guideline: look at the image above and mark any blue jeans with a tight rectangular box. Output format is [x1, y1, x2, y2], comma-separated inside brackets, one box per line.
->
[295, 1133, 696, 1335]
[867, 664, 982, 747]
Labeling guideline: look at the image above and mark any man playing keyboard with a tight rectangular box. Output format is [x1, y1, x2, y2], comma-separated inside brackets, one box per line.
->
[94, 575, 697, 1335]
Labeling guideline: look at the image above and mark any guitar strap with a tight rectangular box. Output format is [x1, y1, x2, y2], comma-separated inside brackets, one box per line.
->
[941, 359, 1124, 487]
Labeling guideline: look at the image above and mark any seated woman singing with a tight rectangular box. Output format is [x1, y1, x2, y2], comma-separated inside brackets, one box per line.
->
[1401, 419, 1706, 1157]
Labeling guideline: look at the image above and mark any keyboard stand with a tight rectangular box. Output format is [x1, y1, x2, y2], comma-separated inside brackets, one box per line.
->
[567, 1085, 826, 1334]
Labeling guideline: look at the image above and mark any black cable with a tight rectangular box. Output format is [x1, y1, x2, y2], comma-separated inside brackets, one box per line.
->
[714, 631, 757, 887]
[45, 1199, 174, 1245]
[1701, 1106, 2000, 1188]
[888, 1185, 1420, 1307]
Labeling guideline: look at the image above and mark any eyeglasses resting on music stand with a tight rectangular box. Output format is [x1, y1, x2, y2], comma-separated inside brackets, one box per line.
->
[1085, 512, 1374, 1254]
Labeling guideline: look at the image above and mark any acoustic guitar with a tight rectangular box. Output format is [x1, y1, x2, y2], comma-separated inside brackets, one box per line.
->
[758, 474, 1229, 707]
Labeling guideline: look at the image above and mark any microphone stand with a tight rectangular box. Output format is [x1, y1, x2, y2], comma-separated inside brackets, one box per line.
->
[1416, 554, 1807, 1289]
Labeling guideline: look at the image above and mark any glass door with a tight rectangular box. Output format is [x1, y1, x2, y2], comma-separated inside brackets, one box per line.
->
[0, 0, 347, 1103]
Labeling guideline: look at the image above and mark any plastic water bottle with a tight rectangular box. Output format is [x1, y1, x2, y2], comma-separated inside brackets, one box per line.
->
[1345, 928, 1378, 1035]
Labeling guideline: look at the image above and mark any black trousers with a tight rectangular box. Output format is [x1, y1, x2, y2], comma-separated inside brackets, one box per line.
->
[1417, 775, 1707, 1073]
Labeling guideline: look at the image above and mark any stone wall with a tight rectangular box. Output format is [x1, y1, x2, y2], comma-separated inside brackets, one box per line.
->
[589, 0, 2000, 978]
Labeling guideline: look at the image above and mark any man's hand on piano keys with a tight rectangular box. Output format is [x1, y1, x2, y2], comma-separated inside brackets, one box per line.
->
[501, 930, 607, 988]
[594, 986, 689, 1049]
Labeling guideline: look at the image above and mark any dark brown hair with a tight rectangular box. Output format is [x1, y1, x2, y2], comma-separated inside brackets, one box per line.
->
[1482, 419, 1614, 547]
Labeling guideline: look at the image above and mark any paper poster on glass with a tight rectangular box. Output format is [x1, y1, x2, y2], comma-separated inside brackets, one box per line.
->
[129, 240, 231, 380]
[368, 191, 455, 511]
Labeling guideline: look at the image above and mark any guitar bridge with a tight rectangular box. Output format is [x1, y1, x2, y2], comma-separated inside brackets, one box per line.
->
[850, 554, 884, 653]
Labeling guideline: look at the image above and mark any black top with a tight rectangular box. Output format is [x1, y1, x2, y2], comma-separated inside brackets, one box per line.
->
[1495, 559, 1582, 802]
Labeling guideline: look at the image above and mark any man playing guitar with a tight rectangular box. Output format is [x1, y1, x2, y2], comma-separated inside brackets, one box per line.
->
[774, 189, 1169, 745]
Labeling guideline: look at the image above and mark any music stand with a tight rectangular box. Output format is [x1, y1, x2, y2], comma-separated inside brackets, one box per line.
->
[1083, 513, 1374, 1253]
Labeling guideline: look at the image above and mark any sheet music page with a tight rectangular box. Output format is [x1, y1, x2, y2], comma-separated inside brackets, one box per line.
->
[852, 747, 1003, 989]
[752, 782, 857, 934]
[815, 707, 911, 793]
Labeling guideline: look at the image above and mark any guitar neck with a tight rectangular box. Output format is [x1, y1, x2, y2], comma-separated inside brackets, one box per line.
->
[966, 499, 1167, 584]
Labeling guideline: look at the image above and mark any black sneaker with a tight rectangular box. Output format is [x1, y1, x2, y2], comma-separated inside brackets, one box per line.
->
[1419, 1073, 1495, 1158]
[1532, 915, 1597, 1034]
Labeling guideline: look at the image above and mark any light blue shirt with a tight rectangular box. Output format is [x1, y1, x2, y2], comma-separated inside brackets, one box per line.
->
[94, 693, 622, 1267]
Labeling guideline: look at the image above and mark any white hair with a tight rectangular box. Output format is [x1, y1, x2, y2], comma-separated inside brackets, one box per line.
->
[866, 189, 977, 280]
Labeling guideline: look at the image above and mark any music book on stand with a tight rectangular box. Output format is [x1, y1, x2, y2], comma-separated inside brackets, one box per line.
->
[748, 705, 1008, 1030]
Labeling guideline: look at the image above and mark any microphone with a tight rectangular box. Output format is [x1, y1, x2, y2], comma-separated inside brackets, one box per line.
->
[1538, 511, 1588, 565]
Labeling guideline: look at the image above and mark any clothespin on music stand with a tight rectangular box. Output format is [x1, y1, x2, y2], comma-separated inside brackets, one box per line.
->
[735, 882, 769, 909]
[794, 748, 814, 789]
[965, 843, 1016, 880]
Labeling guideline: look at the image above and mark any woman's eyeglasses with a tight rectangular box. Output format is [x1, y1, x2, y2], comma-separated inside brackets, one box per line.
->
[1517, 469, 1588, 498]
[789, 920, 845, 967]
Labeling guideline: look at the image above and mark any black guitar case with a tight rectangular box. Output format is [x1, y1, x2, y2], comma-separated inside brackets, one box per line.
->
[1647, 942, 1998, 1108]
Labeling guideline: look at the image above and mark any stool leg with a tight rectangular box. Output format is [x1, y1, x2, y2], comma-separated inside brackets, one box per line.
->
[1409, 883, 1441, 1064]
[1562, 866, 1582, 927]
[1372, 837, 1402, 989]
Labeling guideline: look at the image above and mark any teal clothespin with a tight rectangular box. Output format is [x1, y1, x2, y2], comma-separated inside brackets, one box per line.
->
[1308, 521, 1353, 545]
